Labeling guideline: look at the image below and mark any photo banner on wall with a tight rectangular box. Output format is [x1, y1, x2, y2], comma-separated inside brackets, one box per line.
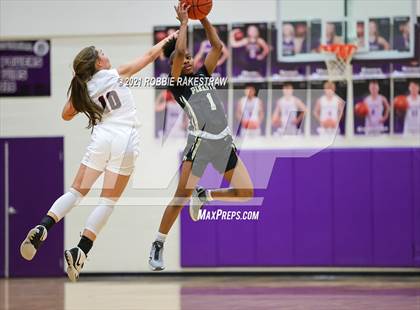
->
[0, 40, 51, 97]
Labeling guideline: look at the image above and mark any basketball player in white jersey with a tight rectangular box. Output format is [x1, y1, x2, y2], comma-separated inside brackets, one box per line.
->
[404, 80, 420, 135]
[313, 81, 345, 135]
[155, 90, 187, 138]
[364, 80, 390, 135]
[20, 32, 177, 282]
[236, 85, 265, 137]
[272, 83, 307, 135]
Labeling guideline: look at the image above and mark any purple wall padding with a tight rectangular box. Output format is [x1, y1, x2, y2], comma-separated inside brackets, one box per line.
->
[216, 152, 256, 266]
[0, 142, 5, 277]
[413, 149, 420, 267]
[294, 151, 334, 266]
[372, 150, 413, 266]
[180, 148, 420, 267]
[256, 156, 294, 266]
[333, 149, 373, 266]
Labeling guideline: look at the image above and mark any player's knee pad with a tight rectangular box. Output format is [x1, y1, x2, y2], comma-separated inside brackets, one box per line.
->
[49, 187, 83, 221]
[85, 197, 116, 236]
[69, 187, 83, 205]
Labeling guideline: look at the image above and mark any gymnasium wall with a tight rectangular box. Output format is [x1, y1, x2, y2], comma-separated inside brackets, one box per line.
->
[1, 1, 420, 273]
[3, 0, 418, 38]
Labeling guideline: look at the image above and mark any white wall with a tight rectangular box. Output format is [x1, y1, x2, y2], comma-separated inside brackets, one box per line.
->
[1, 0, 420, 273]
[1, 0, 418, 38]
[0, 0, 279, 38]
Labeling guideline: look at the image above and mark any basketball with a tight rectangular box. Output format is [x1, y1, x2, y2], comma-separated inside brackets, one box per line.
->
[155, 31, 166, 42]
[242, 120, 260, 129]
[355, 101, 369, 118]
[183, 0, 213, 20]
[322, 118, 337, 128]
[163, 90, 174, 101]
[272, 116, 281, 128]
[394, 95, 409, 112]
[234, 29, 244, 41]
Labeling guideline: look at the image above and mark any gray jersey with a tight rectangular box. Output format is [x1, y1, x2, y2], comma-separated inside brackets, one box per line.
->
[169, 66, 228, 135]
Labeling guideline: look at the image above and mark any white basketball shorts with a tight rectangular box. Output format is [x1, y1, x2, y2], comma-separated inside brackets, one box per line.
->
[81, 125, 140, 176]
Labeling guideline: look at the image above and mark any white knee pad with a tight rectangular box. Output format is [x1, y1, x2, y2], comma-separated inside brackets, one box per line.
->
[49, 188, 82, 221]
[85, 198, 116, 236]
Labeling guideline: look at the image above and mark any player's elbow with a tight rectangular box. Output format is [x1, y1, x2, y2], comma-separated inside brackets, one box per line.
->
[213, 41, 223, 53]
[62, 114, 72, 121]
[62, 111, 75, 121]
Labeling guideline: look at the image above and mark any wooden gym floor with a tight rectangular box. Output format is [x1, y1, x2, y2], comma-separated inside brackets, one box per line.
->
[1, 275, 419, 310]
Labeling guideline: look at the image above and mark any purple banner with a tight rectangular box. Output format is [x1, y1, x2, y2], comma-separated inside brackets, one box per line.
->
[193, 24, 228, 78]
[0, 40, 50, 97]
[153, 26, 178, 78]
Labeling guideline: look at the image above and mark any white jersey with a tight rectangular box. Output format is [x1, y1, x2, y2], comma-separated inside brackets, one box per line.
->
[81, 69, 140, 175]
[87, 69, 139, 128]
[319, 95, 340, 122]
[239, 96, 262, 137]
[277, 96, 298, 130]
[365, 95, 385, 130]
[239, 96, 261, 122]
[404, 95, 420, 135]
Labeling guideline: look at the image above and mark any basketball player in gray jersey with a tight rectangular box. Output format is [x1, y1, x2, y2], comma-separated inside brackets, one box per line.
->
[149, 3, 254, 271]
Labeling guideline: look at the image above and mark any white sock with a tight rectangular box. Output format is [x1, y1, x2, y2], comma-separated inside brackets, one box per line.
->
[49, 188, 82, 221]
[85, 198, 116, 236]
[156, 232, 167, 243]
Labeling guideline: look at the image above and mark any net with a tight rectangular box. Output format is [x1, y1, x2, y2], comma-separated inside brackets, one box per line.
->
[320, 44, 357, 81]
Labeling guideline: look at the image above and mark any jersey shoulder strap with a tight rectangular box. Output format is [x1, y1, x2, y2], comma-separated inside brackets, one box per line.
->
[196, 65, 211, 77]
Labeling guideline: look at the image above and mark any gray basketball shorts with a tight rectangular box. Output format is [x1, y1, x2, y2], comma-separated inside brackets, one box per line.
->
[182, 134, 238, 178]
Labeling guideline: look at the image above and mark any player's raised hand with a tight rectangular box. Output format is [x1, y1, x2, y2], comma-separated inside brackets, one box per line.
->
[168, 30, 180, 41]
[175, 2, 190, 25]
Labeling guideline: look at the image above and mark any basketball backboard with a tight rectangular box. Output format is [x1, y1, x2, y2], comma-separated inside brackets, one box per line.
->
[276, 0, 417, 62]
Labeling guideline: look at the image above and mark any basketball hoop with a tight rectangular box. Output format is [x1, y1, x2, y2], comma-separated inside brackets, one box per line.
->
[320, 44, 357, 81]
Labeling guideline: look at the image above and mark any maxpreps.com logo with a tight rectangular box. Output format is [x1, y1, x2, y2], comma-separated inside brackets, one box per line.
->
[198, 209, 260, 221]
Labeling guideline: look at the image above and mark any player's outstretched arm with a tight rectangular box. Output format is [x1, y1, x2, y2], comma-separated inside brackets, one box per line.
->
[62, 99, 78, 121]
[171, 2, 190, 80]
[200, 17, 223, 75]
[117, 31, 179, 79]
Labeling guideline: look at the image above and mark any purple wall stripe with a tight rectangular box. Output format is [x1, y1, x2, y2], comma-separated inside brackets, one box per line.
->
[180, 148, 420, 268]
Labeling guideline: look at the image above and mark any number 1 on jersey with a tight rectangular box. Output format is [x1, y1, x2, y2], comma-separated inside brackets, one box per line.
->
[206, 93, 217, 111]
